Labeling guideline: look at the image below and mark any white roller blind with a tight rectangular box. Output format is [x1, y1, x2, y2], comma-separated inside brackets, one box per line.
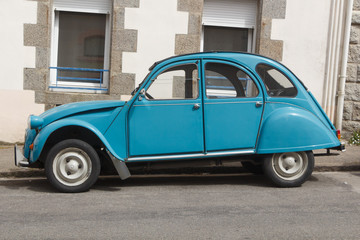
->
[53, 0, 112, 14]
[203, 0, 257, 29]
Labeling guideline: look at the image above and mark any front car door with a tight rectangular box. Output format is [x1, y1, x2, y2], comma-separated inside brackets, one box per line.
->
[128, 60, 204, 157]
[202, 60, 264, 153]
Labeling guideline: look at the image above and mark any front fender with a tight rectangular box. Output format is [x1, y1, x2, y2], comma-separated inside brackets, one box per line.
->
[30, 119, 124, 163]
[256, 106, 340, 154]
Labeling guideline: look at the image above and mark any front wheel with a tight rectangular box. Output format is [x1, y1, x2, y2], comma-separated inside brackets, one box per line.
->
[45, 139, 101, 193]
[263, 151, 314, 187]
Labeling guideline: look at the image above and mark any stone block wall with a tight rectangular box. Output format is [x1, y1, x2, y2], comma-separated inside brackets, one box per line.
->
[176, 0, 203, 55]
[23, 0, 284, 110]
[344, 1, 360, 138]
[23, 0, 141, 110]
[257, 0, 286, 61]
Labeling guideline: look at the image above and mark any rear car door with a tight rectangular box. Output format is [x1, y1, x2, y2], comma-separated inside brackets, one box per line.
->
[202, 60, 264, 152]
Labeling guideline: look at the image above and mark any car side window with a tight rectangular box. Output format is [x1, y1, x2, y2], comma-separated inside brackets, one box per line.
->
[205, 62, 259, 98]
[146, 64, 199, 100]
[256, 64, 297, 97]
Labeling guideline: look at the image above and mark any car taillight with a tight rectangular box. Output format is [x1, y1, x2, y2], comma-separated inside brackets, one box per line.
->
[337, 130, 341, 140]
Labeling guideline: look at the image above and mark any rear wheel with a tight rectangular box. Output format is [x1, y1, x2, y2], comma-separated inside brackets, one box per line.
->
[263, 151, 314, 187]
[45, 139, 101, 193]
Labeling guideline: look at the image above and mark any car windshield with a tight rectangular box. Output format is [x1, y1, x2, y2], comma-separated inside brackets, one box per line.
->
[131, 72, 151, 96]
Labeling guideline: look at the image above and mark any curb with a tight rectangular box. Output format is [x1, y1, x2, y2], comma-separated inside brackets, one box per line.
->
[0, 169, 45, 178]
[2, 165, 360, 179]
[314, 165, 360, 172]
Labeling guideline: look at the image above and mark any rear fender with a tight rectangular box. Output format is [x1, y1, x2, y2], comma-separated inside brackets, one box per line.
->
[256, 106, 340, 154]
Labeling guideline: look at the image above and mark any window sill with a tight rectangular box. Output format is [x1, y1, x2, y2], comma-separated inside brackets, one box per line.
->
[49, 85, 108, 94]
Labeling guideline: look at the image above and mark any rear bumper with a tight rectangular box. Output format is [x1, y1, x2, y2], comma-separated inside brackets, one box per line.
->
[14, 145, 30, 167]
[330, 142, 346, 152]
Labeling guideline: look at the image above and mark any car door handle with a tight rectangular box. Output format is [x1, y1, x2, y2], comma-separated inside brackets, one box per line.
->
[193, 103, 201, 110]
[255, 101, 263, 107]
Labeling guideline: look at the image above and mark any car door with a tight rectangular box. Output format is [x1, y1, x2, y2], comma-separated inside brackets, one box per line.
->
[128, 60, 204, 157]
[202, 60, 264, 152]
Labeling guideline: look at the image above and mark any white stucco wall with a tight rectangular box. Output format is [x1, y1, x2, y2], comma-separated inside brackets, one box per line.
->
[0, 0, 44, 143]
[122, 0, 188, 85]
[271, 0, 331, 105]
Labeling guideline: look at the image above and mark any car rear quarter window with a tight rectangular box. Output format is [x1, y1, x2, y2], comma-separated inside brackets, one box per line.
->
[256, 64, 297, 97]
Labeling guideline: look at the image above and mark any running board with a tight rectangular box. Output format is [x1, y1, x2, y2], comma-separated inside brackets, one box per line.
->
[127, 149, 255, 162]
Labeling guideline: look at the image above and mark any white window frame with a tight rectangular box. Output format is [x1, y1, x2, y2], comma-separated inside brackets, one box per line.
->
[201, 0, 257, 53]
[50, 7, 111, 93]
[201, 26, 255, 53]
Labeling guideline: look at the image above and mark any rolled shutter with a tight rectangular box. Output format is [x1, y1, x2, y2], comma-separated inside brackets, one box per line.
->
[203, 0, 257, 29]
[53, 0, 112, 14]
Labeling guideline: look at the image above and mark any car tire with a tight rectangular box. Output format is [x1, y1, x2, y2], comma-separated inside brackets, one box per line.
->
[263, 151, 314, 187]
[45, 139, 101, 193]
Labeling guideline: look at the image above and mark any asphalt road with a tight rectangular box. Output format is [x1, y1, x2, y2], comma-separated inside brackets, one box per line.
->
[1, 172, 360, 239]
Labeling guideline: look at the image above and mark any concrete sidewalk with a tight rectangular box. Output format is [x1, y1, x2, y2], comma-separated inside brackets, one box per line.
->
[0, 145, 359, 178]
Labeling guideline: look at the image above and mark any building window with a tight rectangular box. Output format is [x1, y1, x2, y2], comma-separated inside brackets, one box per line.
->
[203, 26, 250, 52]
[202, 0, 257, 52]
[50, 1, 111, 93]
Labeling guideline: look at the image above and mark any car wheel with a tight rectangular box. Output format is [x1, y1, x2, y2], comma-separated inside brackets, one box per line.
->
[241, 161, 263, 174]
[263, 151, 314, 187]
[45, 139, 101, 193]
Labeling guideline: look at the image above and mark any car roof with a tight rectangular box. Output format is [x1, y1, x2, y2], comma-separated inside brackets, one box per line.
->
[148, 51, 277, 71]
[148, 51, 308, 91]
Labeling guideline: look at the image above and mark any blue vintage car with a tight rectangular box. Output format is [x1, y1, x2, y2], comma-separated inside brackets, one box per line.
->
[15, 52, 344, 192]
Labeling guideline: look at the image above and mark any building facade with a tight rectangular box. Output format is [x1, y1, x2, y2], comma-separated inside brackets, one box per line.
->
[0, 0, 359, 143]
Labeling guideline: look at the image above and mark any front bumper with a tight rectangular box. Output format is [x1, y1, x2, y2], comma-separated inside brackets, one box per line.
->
[14, 145, 30, 167]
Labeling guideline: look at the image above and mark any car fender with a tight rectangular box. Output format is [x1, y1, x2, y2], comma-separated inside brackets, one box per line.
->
[30, 119, 124, 163]
[256, 105, 340, 154]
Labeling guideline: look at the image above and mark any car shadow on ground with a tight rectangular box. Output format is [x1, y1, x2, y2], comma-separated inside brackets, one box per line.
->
[0, 178, 57, 193]
[93, 174, 275, 191]
[0, 174, 320, 193]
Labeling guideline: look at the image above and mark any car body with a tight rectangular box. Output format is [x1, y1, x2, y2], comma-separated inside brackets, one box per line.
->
[15, 52, 344, 192]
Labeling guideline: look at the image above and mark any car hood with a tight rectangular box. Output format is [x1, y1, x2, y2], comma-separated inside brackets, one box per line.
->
[39, 100, 126, 127]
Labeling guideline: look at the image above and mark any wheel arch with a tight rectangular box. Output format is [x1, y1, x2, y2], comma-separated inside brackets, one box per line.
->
[31, 119, 123, 164]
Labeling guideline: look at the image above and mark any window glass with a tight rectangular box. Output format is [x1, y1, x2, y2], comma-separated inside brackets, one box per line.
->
[84, 36, 105, 57]
[146, 64, 199, 100]
[203, 26, 249, 52]
[57, 11, 106, 83]
[205, 62, 259, 98]
[256, 64, 297, 97]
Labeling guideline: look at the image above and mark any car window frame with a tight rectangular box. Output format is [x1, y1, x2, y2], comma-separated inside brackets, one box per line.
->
[202, 60, 262, 100]
[255, 63, 298, 98]
[143, 61, 201, 101]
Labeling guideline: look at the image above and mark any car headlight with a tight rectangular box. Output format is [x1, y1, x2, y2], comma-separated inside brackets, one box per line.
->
[28, 115, 44, 130]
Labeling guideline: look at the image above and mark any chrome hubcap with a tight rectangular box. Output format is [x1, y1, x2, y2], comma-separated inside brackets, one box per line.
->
[53, 148, 92, 187]
[65, 159, 80, 174]
[272, 152, 308, 180]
